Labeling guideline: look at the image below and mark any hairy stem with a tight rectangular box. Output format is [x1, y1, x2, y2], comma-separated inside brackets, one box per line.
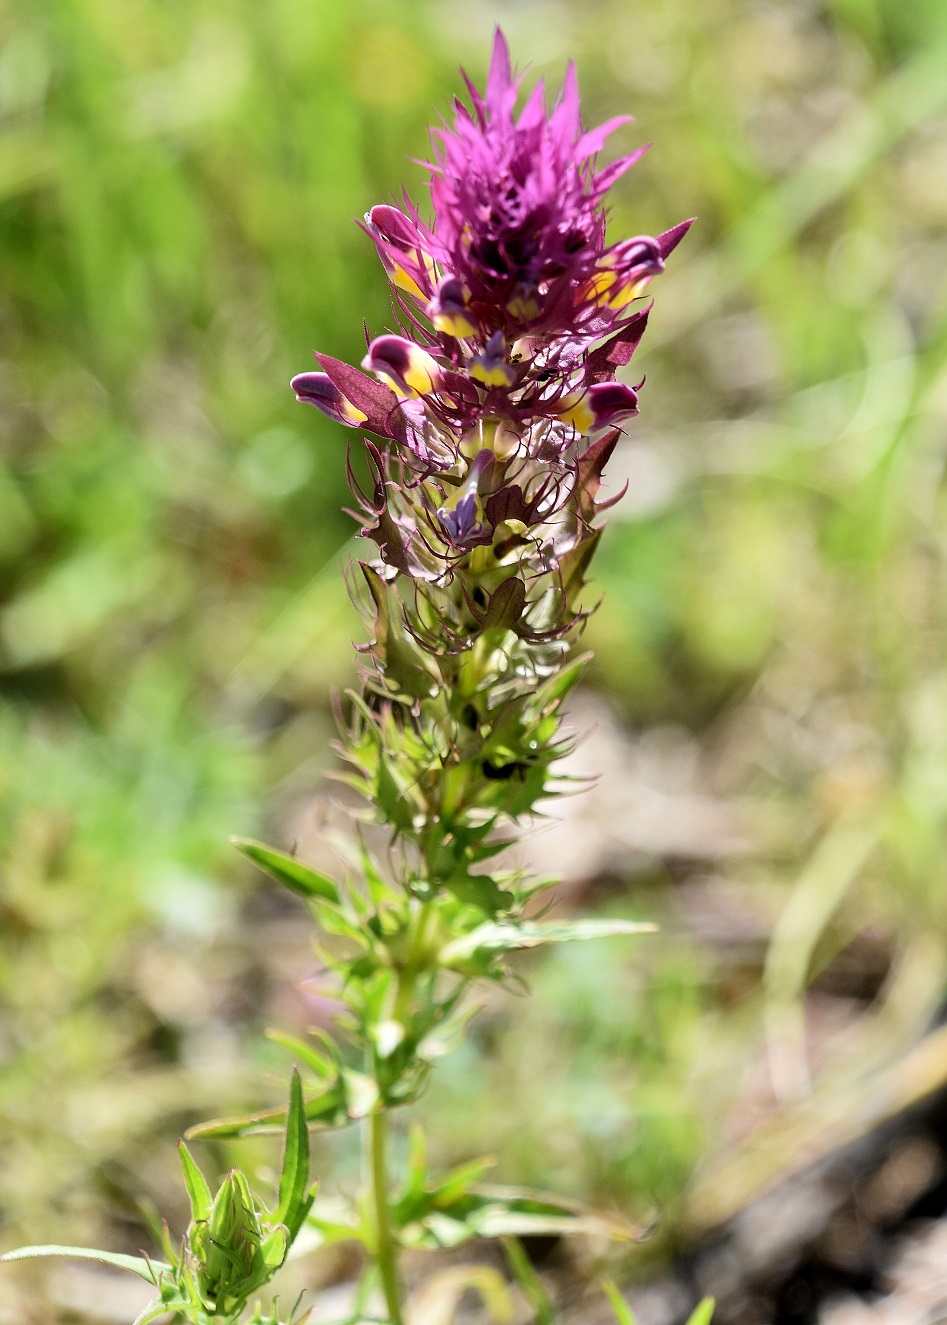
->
[368, 1109, 403, 1325]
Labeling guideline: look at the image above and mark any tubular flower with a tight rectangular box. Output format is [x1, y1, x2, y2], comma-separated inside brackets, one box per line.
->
[558, 381, 640, 435]
[365, 203, 436, 300]
[428, 276, 478, 338]
[291, 371, 368, 426]
[362, 335, 442, 399]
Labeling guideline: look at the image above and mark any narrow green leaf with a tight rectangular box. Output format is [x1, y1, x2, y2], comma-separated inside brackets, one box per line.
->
[685, 1299, 715, 1325]
[0, 1245, 169, 1284]
[536, 654, 591, 708]
[502, 1238, 553, 1325]
[430, 1156, 496, 1208]
[232, 837, 340, 905]
[131, 1298, 177, 1325]
[178, 1142, 212, 1224]
[186, 1079, 347, 1138]
[603, 1281, 637, 1325]
[267, 1029, 334, 1080]
[441, 918, 656, 965]
[276, 1069, 314, 1242]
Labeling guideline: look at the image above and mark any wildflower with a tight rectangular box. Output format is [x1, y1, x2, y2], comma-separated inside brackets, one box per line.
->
[365, 203, 435, 300]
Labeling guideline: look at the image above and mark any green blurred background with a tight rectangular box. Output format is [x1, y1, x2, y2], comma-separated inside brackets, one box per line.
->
[3, 0, 947, 1317]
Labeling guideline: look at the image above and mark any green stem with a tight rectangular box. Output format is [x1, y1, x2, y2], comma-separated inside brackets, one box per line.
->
[368, 1109, 404, 1325]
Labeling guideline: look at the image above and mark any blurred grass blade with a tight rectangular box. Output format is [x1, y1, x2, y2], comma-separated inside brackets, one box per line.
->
[502, 1238, 553, 1325]
[602, 1280, 636, 1325]
[685, 1300, 715, 1325]
[407, 1265, 515, 1325]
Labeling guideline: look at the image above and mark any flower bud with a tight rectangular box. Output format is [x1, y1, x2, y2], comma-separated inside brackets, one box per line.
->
[558, 381, 639, 434]
[291, 372, 367, 426]
[582, 236, 664, 310]
[428, 276, 477, 338]
[366, 203, 436, 300]
[193, 1169, 267, 1310]
[362, 335, 442, 398]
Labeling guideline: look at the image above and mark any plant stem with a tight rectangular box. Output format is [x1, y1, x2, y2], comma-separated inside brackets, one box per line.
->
[368, 1109, 404, 1325]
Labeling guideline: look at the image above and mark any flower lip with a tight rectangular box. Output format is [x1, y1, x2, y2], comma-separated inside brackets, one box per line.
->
[362, 335, 442, 398]
[436, 448, 494, 545]
[291, 371, 367, 426]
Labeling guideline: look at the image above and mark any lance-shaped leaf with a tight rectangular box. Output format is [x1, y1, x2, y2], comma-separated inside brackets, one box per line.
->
[275, 1069, 315, 1242]
[440, 917, 656, 969]
[503, 1237, 553, 1325]
[575, 428, 623, 523]
[186, 1076, 348, 1139]
[685, 1300, 715, 1325]
[267, 1029, 335, 1080]
[534, 653, 591, 710]
[0, 1245, 169, 1283]
[362, 563, 438, 700]
[232, 837, 341, 906]
[474, 1186, 645, 1243]
[557, 528, 602, 612]
[481, 577, 527, 633]
[178, 1142, 212, 1223]
[603, 1280, 637, 1325]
